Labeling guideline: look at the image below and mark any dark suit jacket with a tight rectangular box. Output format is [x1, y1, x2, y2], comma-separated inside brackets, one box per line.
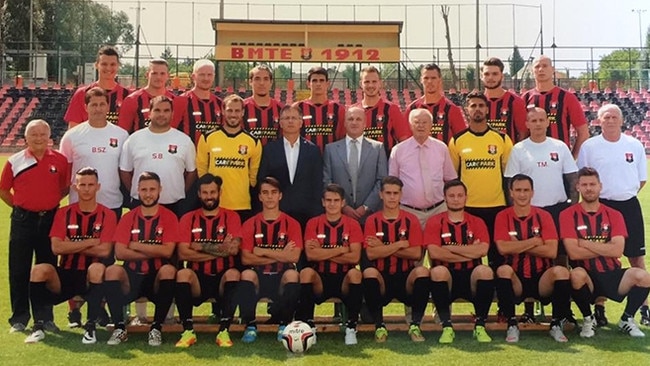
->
[323, 136, 388, 214]
[257, 136, 323, 227]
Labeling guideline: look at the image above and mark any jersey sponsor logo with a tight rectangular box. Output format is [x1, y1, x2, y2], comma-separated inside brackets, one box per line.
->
[464, 159, 496, 170]
[625, 152, 634, 163]
[214, 157, 246, 169]
[250, 127, 278, 139]
[168, 144, 178, 154]
[537, 161, 547, 168]
[238, 145, 248, 155]
[196, 121, 221, 134]
[487, 119, 507, 132]
[304, 125, 334, 135]
[550, 152, 559, 162]
[487, 144, 497, 155]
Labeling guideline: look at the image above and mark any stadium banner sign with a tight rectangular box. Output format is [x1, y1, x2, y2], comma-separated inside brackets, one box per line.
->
[217, 46, 400, 62]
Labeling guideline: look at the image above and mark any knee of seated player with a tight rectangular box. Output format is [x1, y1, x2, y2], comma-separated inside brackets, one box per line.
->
[569, 267, 590, 288]
[223, 268, 241, 282]
[430, 265, 451, 282]
[104, 264, 126, 281]
[471, 265, 494, 280]
[362, 267, 380, 279]
[495, 264, 514, 279]
[240, 269, 258, 283]
[547, 265, 570, 281]
[626, 268, 650, 287]
[29, 263, 56, 282]
[410, 265, 430, 279]
[157, 264, 177, 280]
[281, 269, 299, 284]
[345, 268, 362, 283]
[299, 267, 318, 283]
[175, 268, 195, 283]
[86, 263, 106, 282]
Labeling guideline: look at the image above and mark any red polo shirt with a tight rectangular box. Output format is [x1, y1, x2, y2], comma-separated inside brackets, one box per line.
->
[0, 148, 70, 211]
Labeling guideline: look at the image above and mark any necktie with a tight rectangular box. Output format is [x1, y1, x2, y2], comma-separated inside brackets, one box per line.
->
[349, 139, 359, 204]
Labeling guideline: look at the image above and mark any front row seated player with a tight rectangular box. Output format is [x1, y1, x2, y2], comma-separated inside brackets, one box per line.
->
[425, 179, 494, 344]
[561, 167, 650, 338]
[238, 176, 302, 343]
[174, 174, 242, 348]
[296, 184, 364, 345]
[25, 167, 117, 344]
[103, 171, 179, 346]
[494, 174, 572, 343]
[362, 176, 430, 343]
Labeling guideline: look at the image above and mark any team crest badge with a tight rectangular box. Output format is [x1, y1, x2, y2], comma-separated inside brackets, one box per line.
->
[327, 114, 334, 122]
[500, 109, 509, 119]
[155, 227, 164, 241]
[300, 47, 313, 61]
[625, 153, 634, 163]
[376, 115, 384, 124]
[532, 227, 540, 237]
[466, 231, 474, 243]
[437, 113, 445, 121]
[487, 145, 497, 155]
[550, 152, 559, 162]
[238, 145, 248, 155]
[49, 165, 58, 173]
[109, 138, 118, 148]
[278, 232, 286, 246]
[601, 223, 610, 235]
[342, 234, 350, 246]
[168, 144, 177, 154]
[93, 224, 102, 233]
[398, 229, 407, 240]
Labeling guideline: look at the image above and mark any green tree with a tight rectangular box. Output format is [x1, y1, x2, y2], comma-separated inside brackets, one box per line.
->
[275, 64, 292, 80]
[508, 46, 525, 77]
[340, 65, 357, 88]
[598, 48, 641, 87]
[223, 61, 250, 88]
[465, 65, 475, 90]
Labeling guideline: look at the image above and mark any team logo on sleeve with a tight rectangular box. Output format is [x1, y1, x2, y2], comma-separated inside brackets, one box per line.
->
[550, 152, 559, 162]
[168, 144, 178, 154]
[109, 138, 118, 148]
[238, 145, 248, 155]
[625, 153, 634, 163]
[300, 47, 313, 61]
[487, 145, 497, 155]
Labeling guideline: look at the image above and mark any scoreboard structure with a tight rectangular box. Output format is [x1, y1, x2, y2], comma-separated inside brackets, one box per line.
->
[211, 19, 403, 63]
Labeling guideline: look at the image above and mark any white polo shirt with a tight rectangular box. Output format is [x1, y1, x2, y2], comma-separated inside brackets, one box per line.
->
[577, 134, 647, 200]
[120, 128, 196, 204]
[504, 137, 577, 207]
[59, 122, 129, 209]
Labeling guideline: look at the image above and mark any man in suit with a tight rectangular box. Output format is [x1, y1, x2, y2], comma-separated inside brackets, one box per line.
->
[323, 106, 388, 225]
[257, 105, 323, 230]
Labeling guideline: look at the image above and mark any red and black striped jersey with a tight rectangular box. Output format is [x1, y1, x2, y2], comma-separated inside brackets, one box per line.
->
[304, 214, 363, 274]
[404, 96, 466, 144]
[242, 97, 284, 146]
[241, 212, 303, 273]
[118, 89, 176, 134]
[353, 99, 411, 157]
[172, 90, 223, 144]
[50, 203, 117, 270]
[179, 208, 242, 275]
[114, 206, 179, 275]
[294, 99, 346, 153]
[559, 203, 626, 272]
[424, 211, 489, 271]
[494, 206, 558, 278]
[521, 86, 587, 147]
[486, 91, 528, 143]
[64, 82, 131, 125]
[363, 210, 423, 274]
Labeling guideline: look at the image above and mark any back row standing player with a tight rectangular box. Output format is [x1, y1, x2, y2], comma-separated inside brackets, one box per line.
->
[522, 55, 588, 158]
[293, 67, 346, 153]
[354, 66, 411, 157]
[65, 46, 130, 129]
[243, 65, 284, 146]
[403, 63, 466, 144]
[118, 59, 176, 134]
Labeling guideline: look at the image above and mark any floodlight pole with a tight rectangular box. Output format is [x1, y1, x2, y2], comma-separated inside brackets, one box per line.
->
[632, 9, 647, 89]
[475, 0, 480, 90]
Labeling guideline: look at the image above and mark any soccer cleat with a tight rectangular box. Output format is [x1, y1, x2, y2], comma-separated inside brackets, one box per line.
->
[580, 315, 596, 338]
[519, 313, 536, 324]
[68, 309, 82, 328]
[438, 326, 455, 344]
[473, 325, 492, 343]
[505, 325, 520, 343]
[241, 326, 257, 343]
[82, 324, 97, 345]
[107, 328, 128, 345]
[594, 305, 608, 327]
[148, 328, 163, 346]
[408, 324, 425, 342]
[640, 306, 650, 326]
[374, 327, 388, 343]
[344, 327, 358, 345]
[277, 325, 286, 342]
[549, 324, 568, 342]
[9, 323, 26, 333]
[175, 330, 197, 348]
[618, 317, 645, 337]
[43, 320, 60, 333]
[24, 329, 45, 343]
[216, 329, 233, 347]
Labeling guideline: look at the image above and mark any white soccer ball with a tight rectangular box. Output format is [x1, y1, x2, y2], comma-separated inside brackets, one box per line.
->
[280, 321, 316, 353]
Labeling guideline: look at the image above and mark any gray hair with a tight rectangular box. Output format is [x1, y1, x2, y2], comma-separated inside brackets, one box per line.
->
[25, 119, 51, 136]
[192, 59, 215, 74]
[597, 104, 623, 120]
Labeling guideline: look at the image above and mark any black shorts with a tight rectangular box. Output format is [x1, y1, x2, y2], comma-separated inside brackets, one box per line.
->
[315, 272, 347, 304]
[450, 269, 473, 302]
[192, 271, 226, 306]
[517, 272, 552, 305]
[256, 269, 293, 301]
[380, 271, 411, 306]
[600, 197, 645, 257]
[589, 268, 628, 303]
[542, 202, 571, 256]
[50, 268, 88, 304]
[466, 206, 506, 269]
[125, 268, 161, 303]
